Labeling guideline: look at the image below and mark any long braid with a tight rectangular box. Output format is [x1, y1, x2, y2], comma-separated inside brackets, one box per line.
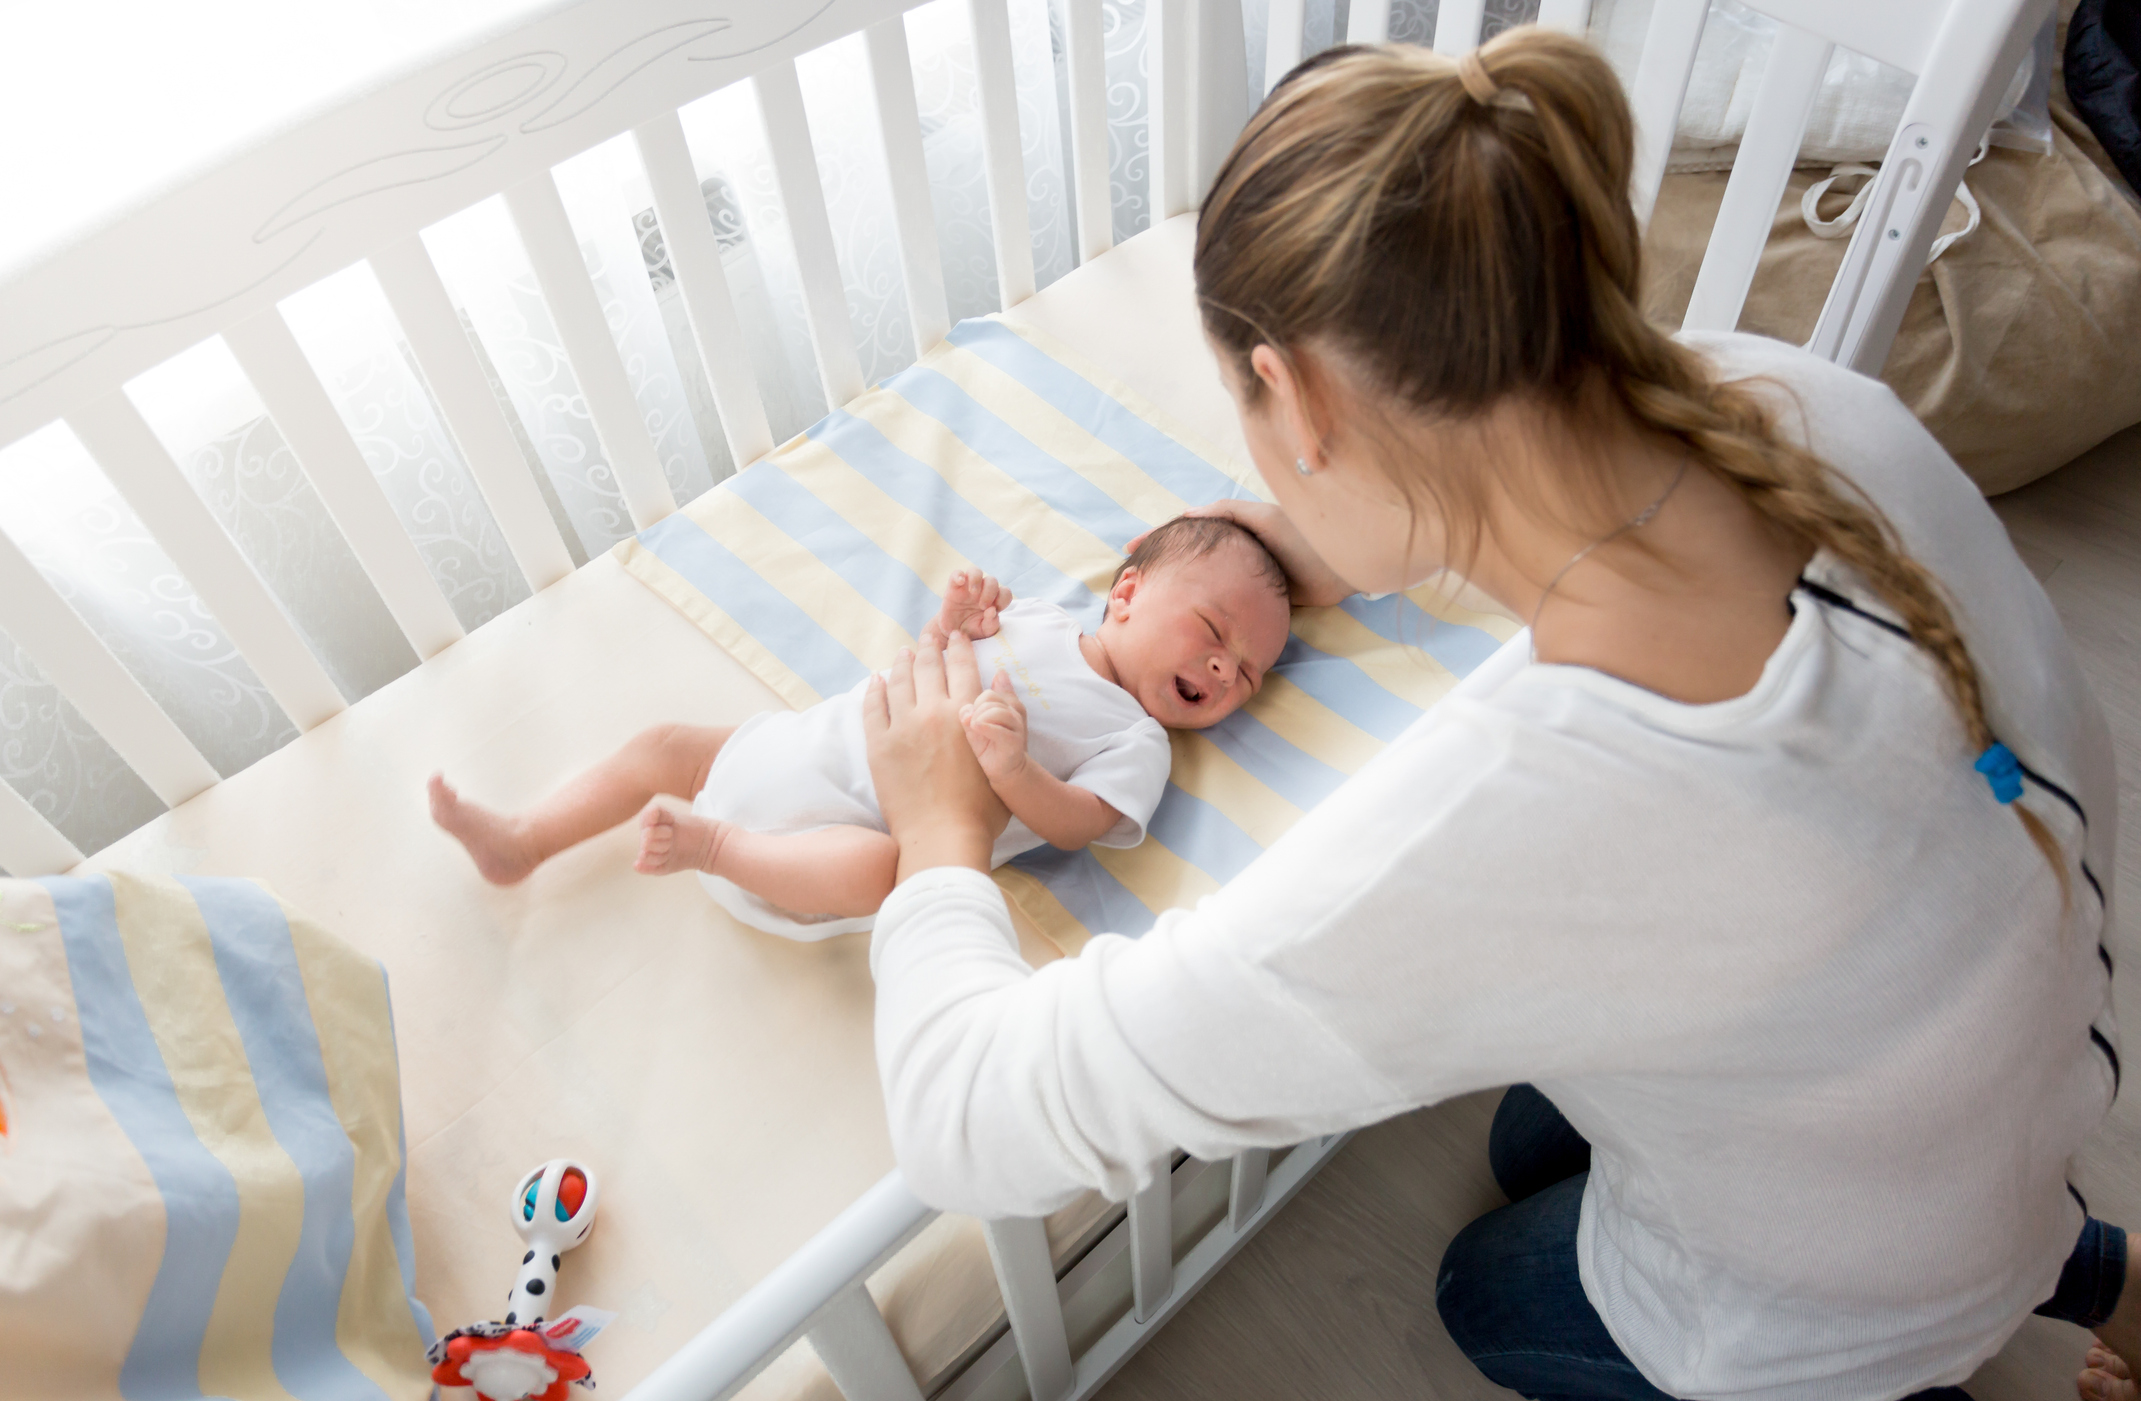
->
[1610, 350, 2067, 884]
[1196, 27, 2064, 886]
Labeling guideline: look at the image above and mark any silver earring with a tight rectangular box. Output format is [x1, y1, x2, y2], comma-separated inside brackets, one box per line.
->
[1295, 456, 1314, 478]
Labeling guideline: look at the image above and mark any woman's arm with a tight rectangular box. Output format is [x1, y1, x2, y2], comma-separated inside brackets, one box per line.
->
[865, 632, 1404, 1214]
[869, 869, 1389, 1215]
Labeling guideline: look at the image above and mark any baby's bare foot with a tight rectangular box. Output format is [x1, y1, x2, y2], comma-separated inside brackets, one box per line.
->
[428, 773, 540, 885]
[634, 797, 727, 876]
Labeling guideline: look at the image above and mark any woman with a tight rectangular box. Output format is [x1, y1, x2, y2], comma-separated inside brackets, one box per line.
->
[862, 28, 2129, 1401]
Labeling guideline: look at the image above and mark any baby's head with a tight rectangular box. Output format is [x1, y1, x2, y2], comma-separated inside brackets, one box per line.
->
[1101, 517, 1292, 729]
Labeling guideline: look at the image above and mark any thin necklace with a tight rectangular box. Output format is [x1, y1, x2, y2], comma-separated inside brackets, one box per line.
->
[1527, 459, 1690, 657]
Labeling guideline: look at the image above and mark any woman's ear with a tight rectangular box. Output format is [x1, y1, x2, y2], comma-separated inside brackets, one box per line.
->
[1250, 343, 1330, 472]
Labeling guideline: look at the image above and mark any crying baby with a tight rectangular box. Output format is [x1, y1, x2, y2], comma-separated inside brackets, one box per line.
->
[430, 516, 1292, 938]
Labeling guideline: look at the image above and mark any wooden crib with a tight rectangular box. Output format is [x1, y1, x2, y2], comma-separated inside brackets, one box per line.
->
[0, 1, 2048, 1398]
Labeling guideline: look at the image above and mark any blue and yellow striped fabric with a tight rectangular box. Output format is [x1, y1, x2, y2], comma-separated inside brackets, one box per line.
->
[0, 874, 434, 1401]
[617, 318, 1517, 951]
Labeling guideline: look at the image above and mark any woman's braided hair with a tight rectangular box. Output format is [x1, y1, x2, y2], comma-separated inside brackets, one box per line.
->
[1195, 27, 2059, 874]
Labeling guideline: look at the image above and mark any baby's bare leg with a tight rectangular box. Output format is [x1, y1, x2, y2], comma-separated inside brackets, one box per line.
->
[635, 799, 898, 918]
[431, 723, 731, 884]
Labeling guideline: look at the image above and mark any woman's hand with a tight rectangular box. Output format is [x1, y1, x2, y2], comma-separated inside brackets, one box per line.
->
[1131, 500, 1354, 608]
[865, 631, 1010, 880]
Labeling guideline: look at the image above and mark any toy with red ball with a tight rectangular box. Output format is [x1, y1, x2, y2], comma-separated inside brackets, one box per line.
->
[428, 1159, 605, 1401]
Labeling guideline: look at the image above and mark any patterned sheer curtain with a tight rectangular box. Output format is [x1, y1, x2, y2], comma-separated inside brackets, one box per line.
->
[0, 0, 1545, 864]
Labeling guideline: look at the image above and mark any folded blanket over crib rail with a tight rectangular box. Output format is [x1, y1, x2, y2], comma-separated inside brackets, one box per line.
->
[0, 874, 433, 1401]
[618, 318, 1517, 950]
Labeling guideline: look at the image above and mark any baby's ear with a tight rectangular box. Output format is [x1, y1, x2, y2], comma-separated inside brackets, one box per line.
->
[1109, 566, 1140, 614]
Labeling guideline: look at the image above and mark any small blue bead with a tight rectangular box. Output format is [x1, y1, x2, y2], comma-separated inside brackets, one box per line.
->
[1975, 743, 2023, 804]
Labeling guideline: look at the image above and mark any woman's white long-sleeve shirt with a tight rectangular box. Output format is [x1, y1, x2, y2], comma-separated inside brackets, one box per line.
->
[868, 333, 2119, 1401]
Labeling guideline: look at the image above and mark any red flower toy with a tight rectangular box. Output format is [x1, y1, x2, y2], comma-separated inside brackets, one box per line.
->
[431, 1327, 591, 1401]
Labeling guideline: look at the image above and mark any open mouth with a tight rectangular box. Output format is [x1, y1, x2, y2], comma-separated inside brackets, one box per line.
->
[1173, 675, 1208, 708]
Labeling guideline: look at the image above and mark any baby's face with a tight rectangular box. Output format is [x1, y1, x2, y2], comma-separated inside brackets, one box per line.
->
[1101, 545, 1292, 729]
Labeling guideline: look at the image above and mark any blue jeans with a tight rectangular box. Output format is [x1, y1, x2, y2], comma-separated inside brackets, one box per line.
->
[1434, 1085, 2129, 1401]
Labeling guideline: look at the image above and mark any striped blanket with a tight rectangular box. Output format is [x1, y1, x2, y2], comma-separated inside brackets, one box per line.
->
[0, 874, 433, 1401]
[618, 318, 1517, 951]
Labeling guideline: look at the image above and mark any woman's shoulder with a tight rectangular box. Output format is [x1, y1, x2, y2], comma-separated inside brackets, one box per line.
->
[1674, 330, 1922, 447]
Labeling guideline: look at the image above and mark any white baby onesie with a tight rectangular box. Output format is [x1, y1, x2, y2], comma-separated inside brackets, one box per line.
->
[692, 598, 1171, 939]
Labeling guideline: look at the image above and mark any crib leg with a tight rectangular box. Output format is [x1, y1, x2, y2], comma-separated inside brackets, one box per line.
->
[808, 1282, 924, 1401]
[1128, 1162, 1174, 1323]
[982, 1217, 1076, 1401]
[1228, 1148, 1270, 1232]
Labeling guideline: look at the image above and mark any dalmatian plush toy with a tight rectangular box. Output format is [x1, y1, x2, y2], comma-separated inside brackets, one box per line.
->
[428, 1160, 610, 1401]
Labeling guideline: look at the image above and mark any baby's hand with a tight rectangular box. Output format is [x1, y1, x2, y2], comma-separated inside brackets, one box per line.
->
[960, 671, 1029, 784]
[928, 569, 1012, 644]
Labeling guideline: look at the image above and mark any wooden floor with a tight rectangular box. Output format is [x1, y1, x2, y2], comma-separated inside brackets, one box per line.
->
[1097, 422, 2141, 1401]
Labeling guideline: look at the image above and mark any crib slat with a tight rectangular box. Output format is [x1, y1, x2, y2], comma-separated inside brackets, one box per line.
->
[1195, 0, 1250, 204]
[1128, 1161, 1174, 1323]
[807, 1282, 925, 1401]
[981, 1217, 1074, 1401]
[1228, 1148, 1270, 1231]
[864, 17, 953, 354]
[1150, 0, 1195, 223]
[967, 0, 1037, 309]
[225, 309, 465, 661]
[0, 525, 220, 808]
[1537, 0, 1593, 34]
[0, 776, 85, 876]
[1065, 0, 1112, 263]
[1627, 0, 1711, 230]
[755, 60, 869, 408]
[370, 237, 578, 592]
[68, 395, 347, 731]
[1683, 24, 1833, 334]
[504, 173, 679, 530]
[1347, 0, 1393, 43]
[1264, 0, 1306, 95]
[634, 113, 775, 471]
[1433, 0, 1487, 54]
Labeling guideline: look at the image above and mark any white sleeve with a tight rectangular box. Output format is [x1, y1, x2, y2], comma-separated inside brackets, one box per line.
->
[1064, 718, 1172, 847]
[869, 867, 1404, 1217]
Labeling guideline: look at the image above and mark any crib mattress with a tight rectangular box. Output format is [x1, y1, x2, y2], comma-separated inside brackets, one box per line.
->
[80, 214, 1284, 1398]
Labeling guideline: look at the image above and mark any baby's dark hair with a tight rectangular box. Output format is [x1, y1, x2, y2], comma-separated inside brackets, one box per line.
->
[1114, 515, 1289, 598]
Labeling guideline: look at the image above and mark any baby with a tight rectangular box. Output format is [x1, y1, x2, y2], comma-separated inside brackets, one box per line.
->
[430, 516, 1293, 938]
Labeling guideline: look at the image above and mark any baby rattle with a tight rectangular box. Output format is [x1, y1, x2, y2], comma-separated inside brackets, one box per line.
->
[428, 1159, 613, 1401]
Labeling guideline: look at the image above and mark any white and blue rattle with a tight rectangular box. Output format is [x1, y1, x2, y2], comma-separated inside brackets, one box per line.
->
[428, 1159, 610, 1401]
[505, 1158, 600, 1326]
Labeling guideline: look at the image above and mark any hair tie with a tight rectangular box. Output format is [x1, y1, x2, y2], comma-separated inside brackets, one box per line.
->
[1975, 742, 2023, 804]
[1456, 50, 1500, 105]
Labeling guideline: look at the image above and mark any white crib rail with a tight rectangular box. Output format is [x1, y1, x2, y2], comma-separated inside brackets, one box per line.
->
[223, 309, 468, 662]
[969, 0, 1039, 310]
[369, 234, 580, 593]
[635, 111, 778, 470]
[504, 172, 681, 531]
[622, 1135, 1349, 1401]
